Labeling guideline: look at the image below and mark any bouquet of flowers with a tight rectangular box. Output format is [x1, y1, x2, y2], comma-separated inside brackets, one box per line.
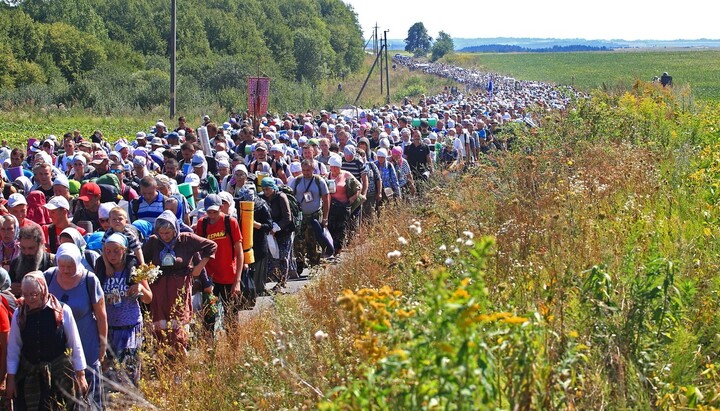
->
[130, 263, 161, 285]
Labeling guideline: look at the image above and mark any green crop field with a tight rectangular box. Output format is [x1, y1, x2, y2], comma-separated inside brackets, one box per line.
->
[444, 50, 720, 101]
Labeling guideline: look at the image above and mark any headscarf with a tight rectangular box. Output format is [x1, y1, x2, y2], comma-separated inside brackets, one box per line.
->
[106, 232, 128, 248]
[26, 191, 51, 225]
[0, 267, 11, 291]
[60, 227, 87, 252]
[154, 210, 180, 265]
[14, 176, 32, 195]
[17, 271, 64, 330]
[55, 243, 85, 276]
[261, 177, 278, 191]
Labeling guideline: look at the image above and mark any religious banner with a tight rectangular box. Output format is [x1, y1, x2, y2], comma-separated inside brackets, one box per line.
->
[248, 77, 270, 116]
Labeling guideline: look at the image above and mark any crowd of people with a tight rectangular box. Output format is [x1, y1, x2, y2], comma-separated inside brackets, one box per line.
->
[0, 57, 578, 409]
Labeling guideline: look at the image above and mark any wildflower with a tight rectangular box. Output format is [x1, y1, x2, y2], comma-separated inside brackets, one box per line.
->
[462, 230, 474, 239]
[272, 358, 282, 366]
[501, 316, 528, 325]
[464, 239, 474, 247]
[452, 247, 460, 254]
[439, 244, 447, 251]
[456, 237, 463, 243]
[314, 330, 329, 342]
[387, 250, 402, 258]
[409, 222, 422, 235]
[444, 257, 454, 265]
[398, 236, 408, 245]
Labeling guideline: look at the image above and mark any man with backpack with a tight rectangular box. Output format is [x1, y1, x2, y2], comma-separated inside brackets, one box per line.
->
[73, 182, 102, 231]
[195, 194, 245, 322]
[288, 159, 330, 275]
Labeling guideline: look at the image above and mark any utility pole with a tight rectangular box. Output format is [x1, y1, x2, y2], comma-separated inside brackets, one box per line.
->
[169, 0, 177, 119]
[373, 23, 379, 56]
[384, 30, 390, 104]
[379, 37, 383, 95]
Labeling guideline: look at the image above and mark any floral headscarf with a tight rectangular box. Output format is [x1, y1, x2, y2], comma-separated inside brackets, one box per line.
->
[17, 271, 64, 330]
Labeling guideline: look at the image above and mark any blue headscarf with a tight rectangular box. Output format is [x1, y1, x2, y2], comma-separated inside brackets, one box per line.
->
[261, 177, 278, 191]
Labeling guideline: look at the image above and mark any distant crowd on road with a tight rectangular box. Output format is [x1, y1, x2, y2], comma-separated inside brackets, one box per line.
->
[0, 56, 582, 409]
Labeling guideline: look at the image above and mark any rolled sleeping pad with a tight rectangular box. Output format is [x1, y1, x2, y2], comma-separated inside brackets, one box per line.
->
[240, 201, 255, 264]
[197, 126, 212, 157]
[310, 218, 334, 257]
[177, 183, 196, 209]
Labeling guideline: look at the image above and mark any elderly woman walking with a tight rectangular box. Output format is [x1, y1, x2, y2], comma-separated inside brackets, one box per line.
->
[45, 243, 107, 409]
[6, 271, 88, 410]
[142, 210, 216, 351]
[95, 232, 152, 385]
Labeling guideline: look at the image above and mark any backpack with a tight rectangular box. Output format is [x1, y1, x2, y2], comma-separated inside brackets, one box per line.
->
[278, 185, 302, 236]
[200, 215, 235, 259]
[97, 183, 123, 203]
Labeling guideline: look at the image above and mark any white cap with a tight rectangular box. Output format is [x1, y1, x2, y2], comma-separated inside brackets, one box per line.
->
[44, 196, 70, 211]
[7, 193, 27, 208]
[53, 174, 69, 188]
[184, 173, 200, 187]
[98, 202, 117, 220]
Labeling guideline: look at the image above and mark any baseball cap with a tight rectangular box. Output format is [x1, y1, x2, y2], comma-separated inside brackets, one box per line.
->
[7, 193, 27, 208]
[255, 142, 267, 152]
[191, 153, 205, 167]
[136, 131, 147, 140]
[53, 174, 70, 188]
[90, 151, 109, 165]
[44, 196, 70, 211]
[184, 173, 200, 187]
[133, 156, 147, 167]
[77, 182, 101, 201]
[203, 194, 222, 211]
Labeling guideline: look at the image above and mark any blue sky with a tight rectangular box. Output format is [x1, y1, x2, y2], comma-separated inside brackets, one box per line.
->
[343, 0, 718, 41]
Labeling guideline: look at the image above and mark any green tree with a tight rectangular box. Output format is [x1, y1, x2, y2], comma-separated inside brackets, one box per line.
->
[45, 22, 107, 81]
[430, 31, 454, 62]
[404, 22, 432, 57]
[293, 27, 335, 83]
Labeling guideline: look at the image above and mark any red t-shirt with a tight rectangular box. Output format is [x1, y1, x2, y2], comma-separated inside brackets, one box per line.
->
[0, 297, 11, 333]
[195, 214, 242, 285]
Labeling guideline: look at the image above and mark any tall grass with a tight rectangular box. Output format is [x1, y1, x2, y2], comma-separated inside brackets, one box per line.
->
[131, 83, 720, 410]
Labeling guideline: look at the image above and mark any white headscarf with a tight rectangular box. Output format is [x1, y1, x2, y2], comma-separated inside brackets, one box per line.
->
[55, 242, 85, 275]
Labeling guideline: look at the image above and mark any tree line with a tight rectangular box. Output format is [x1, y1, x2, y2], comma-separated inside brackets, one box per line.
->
[0, 0, 365, 113]
[458, 44, 612, 53]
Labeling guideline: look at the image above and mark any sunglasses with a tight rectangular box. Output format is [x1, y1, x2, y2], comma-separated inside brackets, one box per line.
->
[110, 169, 123, 174]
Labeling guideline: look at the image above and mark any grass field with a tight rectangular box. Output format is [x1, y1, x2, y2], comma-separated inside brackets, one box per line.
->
[443, 49, 720, 101]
